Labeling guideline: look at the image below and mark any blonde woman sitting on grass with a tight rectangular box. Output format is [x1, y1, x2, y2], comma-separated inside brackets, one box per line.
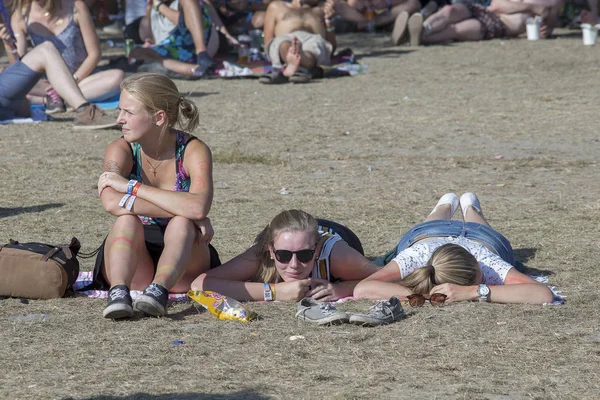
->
[94, 73, 219, 320]
[349, 192, 554, 326]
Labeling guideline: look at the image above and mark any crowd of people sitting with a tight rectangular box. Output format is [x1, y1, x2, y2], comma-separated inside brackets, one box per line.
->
[0, 0, 596, 106]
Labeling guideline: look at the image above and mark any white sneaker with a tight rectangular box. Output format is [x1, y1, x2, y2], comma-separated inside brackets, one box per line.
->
[429, 193, 459, 218]
[460, 192, 483, 219]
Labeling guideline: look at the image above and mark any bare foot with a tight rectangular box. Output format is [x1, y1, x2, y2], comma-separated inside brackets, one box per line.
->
[283, 36, 302, 77]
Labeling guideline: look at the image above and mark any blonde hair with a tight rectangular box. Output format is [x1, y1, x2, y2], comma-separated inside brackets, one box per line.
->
[252, 210, 319, 283]
[400, 244, 480, 294]
[120, 73, 200, 134]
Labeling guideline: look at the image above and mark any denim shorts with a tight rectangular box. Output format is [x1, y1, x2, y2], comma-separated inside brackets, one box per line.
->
[0, 60, 42, 120]
[394, 220, 515, 265]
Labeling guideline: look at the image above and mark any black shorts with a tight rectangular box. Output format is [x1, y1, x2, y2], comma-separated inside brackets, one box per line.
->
[124, 17, 143, 44]
[88, 224, 221, 290]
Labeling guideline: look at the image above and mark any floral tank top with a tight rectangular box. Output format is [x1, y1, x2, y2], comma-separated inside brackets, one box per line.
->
[128, 130, 198, 226]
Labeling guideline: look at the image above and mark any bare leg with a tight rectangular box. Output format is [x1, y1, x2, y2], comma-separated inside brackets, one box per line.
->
[153, 216, 211, 292]
[374, 0, 421, 28]
[464, 206, 490, 226]
[425, 204, 453, 222]
[425, 4, 472, 35]
[78, 70, 124, 102]
[280, 36, 317, 77]
[138, 16, 152, 42]
[180, 0, 208, 54]
[102, 215, 155, 290]
[423, 18, 482, 43]
[20, 41, 88, 110]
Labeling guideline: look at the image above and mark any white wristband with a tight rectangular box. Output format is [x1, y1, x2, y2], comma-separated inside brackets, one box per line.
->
[118, 194, 131, 208]
[125, 195, 136, 211]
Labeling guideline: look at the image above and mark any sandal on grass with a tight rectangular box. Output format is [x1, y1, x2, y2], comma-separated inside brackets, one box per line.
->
[289, 67, 312, 84]
[258, 68, 289, 84]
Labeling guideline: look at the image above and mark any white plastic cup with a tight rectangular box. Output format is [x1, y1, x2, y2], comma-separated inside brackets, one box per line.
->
[526, 18, 540, 41]
[581, 24, 598, 45]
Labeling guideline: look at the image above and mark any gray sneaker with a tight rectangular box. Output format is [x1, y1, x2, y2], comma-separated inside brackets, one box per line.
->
[295, 298, 350, 326]
[73, 104, 118, 130]
[349, 297, 404, 327]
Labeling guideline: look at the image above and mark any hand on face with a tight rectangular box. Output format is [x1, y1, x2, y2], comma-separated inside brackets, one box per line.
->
[97, 172, 129, 196]
[429, 283, 476, 303]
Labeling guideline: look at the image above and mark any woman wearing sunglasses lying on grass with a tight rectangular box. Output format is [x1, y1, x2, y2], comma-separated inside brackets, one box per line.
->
[191, 209, 380, 302]
[352, 192, 554, 324]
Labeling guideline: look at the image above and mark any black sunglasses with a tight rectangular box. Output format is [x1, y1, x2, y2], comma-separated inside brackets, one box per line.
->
[273, 246, 316, 263]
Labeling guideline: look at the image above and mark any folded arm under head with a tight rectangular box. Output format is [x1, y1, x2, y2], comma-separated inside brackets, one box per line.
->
[354, 193, 554, 304]
[192, 209, 380, 302]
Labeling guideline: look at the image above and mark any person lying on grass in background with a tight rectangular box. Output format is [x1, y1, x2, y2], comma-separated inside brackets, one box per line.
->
[191, 209, 381, 302]
[393, 0, 560, 46]
[353, 192, 554, 318]
[95, 73, 220, 320]
[259, 0, 337, 84]
[0, 24, 116, 129]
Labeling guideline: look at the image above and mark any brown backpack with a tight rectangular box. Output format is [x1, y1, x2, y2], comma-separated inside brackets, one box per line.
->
[0, 238, 81, 299]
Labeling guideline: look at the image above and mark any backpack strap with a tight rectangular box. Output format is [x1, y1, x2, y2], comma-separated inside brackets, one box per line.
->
[41, 247, 60, 262]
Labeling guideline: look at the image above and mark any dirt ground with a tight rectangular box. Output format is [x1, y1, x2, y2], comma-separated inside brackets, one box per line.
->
[1, 29, 600, 400]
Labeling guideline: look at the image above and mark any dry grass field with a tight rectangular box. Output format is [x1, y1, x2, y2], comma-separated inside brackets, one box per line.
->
[1, 29, 600, 399]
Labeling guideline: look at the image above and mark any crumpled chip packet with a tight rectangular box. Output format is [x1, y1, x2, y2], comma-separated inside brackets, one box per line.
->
[188, 290, 257, 322]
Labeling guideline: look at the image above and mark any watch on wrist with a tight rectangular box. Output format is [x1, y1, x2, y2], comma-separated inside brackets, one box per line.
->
[153, 1, 164, 11]
[477, 284, 490, 302]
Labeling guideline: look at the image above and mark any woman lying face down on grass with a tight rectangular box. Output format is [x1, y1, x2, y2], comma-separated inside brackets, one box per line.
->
[354, 193, 554, 305]
[191, 209, 381, 302]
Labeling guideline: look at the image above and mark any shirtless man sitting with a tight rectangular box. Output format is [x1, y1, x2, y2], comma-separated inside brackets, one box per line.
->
[260, 0, 337, 84]
[394, 0, 560, 46]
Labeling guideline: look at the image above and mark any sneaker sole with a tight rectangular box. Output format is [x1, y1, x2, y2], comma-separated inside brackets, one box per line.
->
[103, 304, 133, 319]
[392, 11, 409, 45]
[408, 14, 424, 47]
[348, 315, 392, 327]
[134, 295, 166, 317]
[45, 108, 66, 115]
[297, 312, 350, 326]
[73, 122, 119, 131]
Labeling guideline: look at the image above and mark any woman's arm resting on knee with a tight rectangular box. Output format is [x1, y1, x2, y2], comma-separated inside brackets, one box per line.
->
[99, 139, 173, 217]
[73, 0, 102, 80]
[134, 139, 214, 220]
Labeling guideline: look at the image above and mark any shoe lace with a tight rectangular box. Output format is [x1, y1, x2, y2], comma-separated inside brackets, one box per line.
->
[318, 302, 338, 316]
[109, 287, 129, 301]
[368, 300, 392, 317]
[145, 284, 165, 298]
[47, 89, 61, 105]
